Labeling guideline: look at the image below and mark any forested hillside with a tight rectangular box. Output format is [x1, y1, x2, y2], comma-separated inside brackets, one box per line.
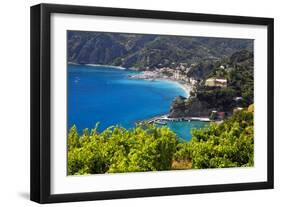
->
[67, 31, 253, 69]
[169, 50, 254, 118]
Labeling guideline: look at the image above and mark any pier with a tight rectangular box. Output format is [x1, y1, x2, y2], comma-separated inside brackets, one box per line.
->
[139, 114, 210, 125]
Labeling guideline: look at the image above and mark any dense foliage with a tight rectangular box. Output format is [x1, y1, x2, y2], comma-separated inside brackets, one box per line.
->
[174, 108, 254, 168]
[68, 107, 254, 175]
[196, 86, 237, 111]
[172, 50, 254, 118]
[67, 31, 253, 68]
[68, 124, 178, 175]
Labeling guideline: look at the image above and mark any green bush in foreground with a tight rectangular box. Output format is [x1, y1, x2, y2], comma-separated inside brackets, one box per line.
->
[174, 109, 254, 168]
[68, 108, 254, 175]
[68, 124, 178, 175]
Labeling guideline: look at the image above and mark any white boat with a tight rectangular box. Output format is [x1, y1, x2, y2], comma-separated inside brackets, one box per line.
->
[154, 120, 167, 125]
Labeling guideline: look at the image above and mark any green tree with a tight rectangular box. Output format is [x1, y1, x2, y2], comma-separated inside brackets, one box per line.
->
[67, 124, 178, 175]
[174, 109, 254, 169]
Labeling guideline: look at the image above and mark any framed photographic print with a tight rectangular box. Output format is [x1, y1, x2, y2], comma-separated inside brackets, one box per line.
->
[30, 3, 274, 203]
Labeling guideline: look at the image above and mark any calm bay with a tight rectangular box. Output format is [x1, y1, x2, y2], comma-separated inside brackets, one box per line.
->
[68, 64, 207, 141]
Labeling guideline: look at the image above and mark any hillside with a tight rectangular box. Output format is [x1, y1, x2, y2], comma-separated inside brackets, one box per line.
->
[169, 50, 254, 118]
[67, 31, 253, 69]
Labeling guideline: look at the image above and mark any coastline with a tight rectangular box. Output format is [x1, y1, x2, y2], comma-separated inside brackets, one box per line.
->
[85, 64, 127, 70]
[68, 63, 208, 140]
[148, 78, 191, 98]
[161, 79, 191, 98]
[129, 72, 192, 98]
[140, 113, 210, 124]
[69, 63, 190, 97]
[68, 62, 127, 70]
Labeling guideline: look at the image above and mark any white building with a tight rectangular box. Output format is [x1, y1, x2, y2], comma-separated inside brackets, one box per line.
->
[205, 78, 227, 87]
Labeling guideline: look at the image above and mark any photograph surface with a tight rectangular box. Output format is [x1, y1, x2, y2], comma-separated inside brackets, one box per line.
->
[67, 31, 254, 175]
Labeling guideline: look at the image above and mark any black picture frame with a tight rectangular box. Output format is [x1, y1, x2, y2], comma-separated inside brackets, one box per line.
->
[30, 3, 274, 204]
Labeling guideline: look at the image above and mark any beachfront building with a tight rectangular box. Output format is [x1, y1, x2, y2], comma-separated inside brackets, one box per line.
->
[190, 78, 198, 86]
[173, 70, 180, 80]
[205, 78, 227, 87]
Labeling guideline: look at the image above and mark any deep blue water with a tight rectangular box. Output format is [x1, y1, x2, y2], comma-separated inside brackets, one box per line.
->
[67, 64, 207, 141]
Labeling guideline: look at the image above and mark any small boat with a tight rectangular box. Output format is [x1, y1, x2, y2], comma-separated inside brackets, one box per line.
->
[154, 120, 167, 125]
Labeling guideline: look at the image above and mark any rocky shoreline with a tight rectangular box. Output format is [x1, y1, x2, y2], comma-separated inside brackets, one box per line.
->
[168, 96, 215, 118]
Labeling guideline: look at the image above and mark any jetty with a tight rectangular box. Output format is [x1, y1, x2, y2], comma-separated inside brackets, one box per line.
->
[139, 114, 210, 125]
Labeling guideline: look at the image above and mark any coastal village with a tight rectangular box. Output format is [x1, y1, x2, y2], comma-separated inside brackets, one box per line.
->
[128, 60, 248, 126]
[129, 63, 229, 89]
[129, 63, 199, 86]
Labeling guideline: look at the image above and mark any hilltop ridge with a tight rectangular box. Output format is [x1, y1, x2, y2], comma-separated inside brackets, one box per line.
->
[68, 31, 253, 70]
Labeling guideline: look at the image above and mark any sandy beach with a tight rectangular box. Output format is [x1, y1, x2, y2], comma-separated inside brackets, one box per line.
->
[158, 79, 191, 98]
[167, 80, 191, 98]
[128, 71, 192, 98]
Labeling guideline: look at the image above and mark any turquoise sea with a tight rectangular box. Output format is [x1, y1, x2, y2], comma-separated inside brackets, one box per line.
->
[68, 64, 207, 141]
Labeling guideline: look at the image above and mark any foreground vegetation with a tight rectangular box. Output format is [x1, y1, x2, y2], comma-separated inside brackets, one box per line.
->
[68, 124, 178, 175]
[68, 106, 254, 175]
[174, 106, 254, 169]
